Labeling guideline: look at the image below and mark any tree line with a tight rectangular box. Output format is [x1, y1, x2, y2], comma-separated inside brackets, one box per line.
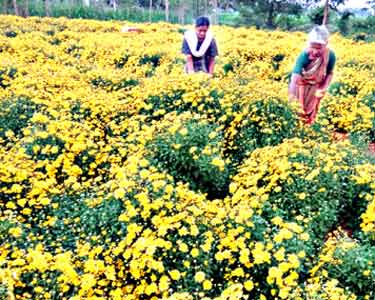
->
[1, 0, 375, 31]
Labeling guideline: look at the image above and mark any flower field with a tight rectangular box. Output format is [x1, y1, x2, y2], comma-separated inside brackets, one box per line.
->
[1, 15, 375, 300]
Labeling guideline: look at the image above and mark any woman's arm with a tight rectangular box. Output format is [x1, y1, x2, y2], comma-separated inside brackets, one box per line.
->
[318, 72, 334, 91]
[186, 55, 194, 74]
[289, 73, 305, 109]
[208, 57, 215, 75]
[289, 73, 302, 96]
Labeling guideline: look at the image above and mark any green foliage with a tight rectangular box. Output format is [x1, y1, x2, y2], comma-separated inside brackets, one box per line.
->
[0, 220, 14, 244]
[147, 119, 230, 199]
[0, 67, 17, 89]
[362, 92, 375, 142]
[328, 81, 358, 97]
[337, 11, 353, 35]
[27, 194, 126, 251]
[24, 134, 65, 161]
[91, 76, 139, 91]
[271, 150, 368, 242]
[141, 89, 226, 123]
[326, 243, 375, 300]
[275, 14, 308, 31]
[4, 30, 17, 38]
[114, 54, 130, 69]
[0, 97, 41, 143]
[308, 6, 325, 25]
[352, 16, 375, 34]
[0, 284, 8, 300]
[271, 53, 285, 72]
[73, 148, 101, 180]
[139, 54, 162, 68]
[27, 2, 181, 23]
[70, 101, 92, 122]
[230, 98, 299, 165]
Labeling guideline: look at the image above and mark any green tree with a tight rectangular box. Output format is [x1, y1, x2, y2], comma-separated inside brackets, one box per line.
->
[237, 0, 304, 28]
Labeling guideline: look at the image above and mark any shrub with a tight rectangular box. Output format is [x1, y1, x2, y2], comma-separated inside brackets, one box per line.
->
[147, 118, 230, 199]
[139, 54, 162, 68]
[324, 242, 375, 300]
[231, 139, 375, 246]
[24, 134, 65, 161]
[228, 98, 299, 165]
[0, 67, 17, 89]
[141, 88, 226, 124]
[0, 97, 41, 144]
[328, 82, 359, 97]
[91, 76, 139, 92]
[362, 92, 375, 142]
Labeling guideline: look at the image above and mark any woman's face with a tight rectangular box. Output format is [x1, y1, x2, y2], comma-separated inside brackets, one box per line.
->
[196, 25, 209, 40]
[309, 42, 327, 58]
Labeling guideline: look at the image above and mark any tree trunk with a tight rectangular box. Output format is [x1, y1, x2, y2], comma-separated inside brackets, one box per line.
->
[23, 0, 29, 17]
[149, 0, 152, 22]
[266, 1, 275, 28]
[45, 0, 50, 16]
[177, 2, 186, 24]
[3, 0, 8, 14]
[322, 0, 329, 25]
[165, 0, 169, 22]
[12, 0, 19, 15]
[212, 0, 218, 24]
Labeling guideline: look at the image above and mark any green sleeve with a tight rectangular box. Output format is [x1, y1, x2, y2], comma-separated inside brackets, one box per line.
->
[327, 50, 336, 74]
[292, 51, 309, 75]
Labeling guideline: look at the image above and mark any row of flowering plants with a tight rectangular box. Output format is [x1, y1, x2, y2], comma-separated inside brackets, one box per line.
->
[0, 15, 375, 300]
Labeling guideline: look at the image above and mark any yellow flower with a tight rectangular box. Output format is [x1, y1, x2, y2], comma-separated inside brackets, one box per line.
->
[191, 248, 199, 258]
[300, 233, 310, 241]
[244, 280, 254, 291]
[232, 267, 244, 277]
[194, 271, 205, 283]
[211, 157, 225, 170]
[159, 275, 170, 291]
[178, 242, 189, 253]
[114, 188, 125, 199]
[145, 283, 158, 295]
[40, 197, 51, 206]
[271, 216, 283, 226]
[274, 247, 285, 261]
[179, 128, 188, 136]
[363, 270, 370, 276]
[202, 279, 212, 290]
[169, 270, 181, 281]
[189, 146, 197, 154]
[9, 227, 22, 238]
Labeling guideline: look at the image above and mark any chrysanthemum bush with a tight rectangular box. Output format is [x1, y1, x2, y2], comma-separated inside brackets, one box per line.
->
[226, 98, 301, 165]
[0, 97, 42, 145]
[147, 114, 231, 198]
[1, 15, 375, 300]
[359, 91, 375, 143]
[231, 139, 375, 244]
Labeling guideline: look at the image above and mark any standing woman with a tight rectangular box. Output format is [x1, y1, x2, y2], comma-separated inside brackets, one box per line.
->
[182, 16, 218, 76]
[289, 26, 336, 125]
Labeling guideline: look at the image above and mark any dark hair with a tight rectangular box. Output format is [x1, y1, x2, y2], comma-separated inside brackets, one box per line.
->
[195, 16, 210, 27]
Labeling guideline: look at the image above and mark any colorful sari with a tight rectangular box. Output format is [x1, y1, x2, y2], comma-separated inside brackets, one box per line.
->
[290, 48, 330, 125]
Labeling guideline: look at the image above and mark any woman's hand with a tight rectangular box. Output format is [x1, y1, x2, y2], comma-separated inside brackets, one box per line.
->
[315, 89, 326, 98]
[186, 55, 194, 74]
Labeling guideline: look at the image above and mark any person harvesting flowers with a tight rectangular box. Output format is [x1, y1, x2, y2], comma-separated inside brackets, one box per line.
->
[182, 16, 218, 76]
[289, 25, 336, 125]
